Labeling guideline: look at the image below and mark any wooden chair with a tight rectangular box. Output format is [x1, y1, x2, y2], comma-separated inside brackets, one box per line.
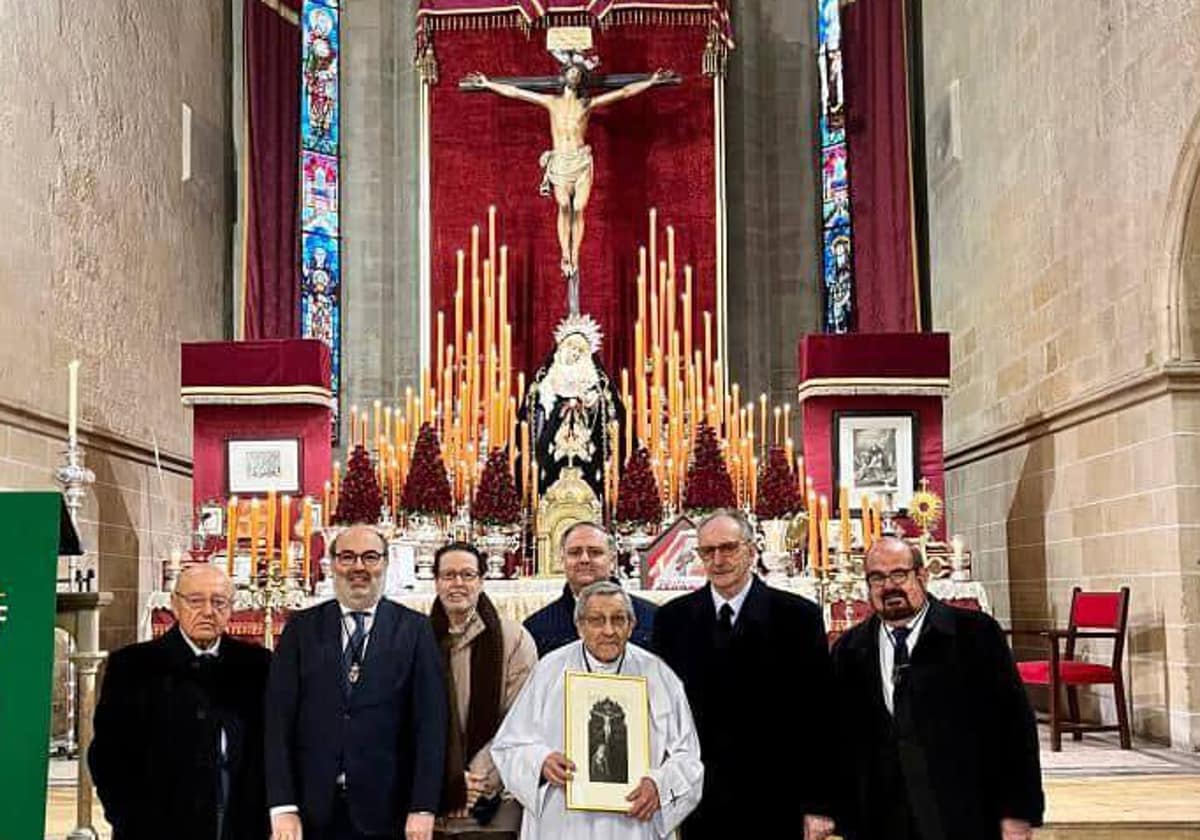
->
[1008, 586, 1131, 751]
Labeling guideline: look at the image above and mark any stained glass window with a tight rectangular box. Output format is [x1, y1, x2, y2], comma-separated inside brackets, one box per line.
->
[818, 0, 853, 333]
[300, 0, 342, 439]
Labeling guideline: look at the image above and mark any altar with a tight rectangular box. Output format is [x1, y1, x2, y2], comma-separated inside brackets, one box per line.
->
[146, 575, 990, 645]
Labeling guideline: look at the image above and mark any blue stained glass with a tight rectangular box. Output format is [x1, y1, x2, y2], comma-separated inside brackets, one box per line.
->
[300, 0, 342, 441]
[301, 5, 340, 154]
[818, 0, 853, 333]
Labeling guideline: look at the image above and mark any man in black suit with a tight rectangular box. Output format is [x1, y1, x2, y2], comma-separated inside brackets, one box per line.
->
[266, 523, 447, 840]
[652, 509, 837, 840]
[830, 536, 1044, 840]
[90, 564, 272, 840]
[523, 521, 656, 657]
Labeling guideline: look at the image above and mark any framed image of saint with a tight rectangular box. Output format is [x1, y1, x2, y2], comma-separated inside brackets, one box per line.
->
[564, 671, 651, 812]
[832, 411, 918, 513]
[225, 438, 303, 495]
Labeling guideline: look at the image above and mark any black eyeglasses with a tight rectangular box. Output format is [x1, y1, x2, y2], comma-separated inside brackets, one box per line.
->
[334, 550, 385, 569]
[437, 569, 481, 582]
[866, 568, 915, 588]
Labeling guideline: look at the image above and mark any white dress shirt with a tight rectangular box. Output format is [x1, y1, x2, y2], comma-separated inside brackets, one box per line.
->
[878, 601, 930, 715]
[710, 576, 753, 626]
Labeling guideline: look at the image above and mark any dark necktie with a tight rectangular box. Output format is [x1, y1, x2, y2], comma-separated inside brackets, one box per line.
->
[891, 625, 912, 684]
[714, 603, 734, 651]
[343, 611, 368, 688]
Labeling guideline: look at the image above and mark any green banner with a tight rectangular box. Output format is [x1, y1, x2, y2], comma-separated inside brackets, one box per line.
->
[0, 492, 78, 840]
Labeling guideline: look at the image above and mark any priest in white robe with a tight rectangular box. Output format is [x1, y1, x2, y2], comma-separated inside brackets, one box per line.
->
[492, 580, 704, 839]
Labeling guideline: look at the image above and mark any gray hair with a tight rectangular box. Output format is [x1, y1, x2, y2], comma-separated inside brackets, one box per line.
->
[573, 580, 636, 625]
[559, 520, 617, 557]
[697, 508, 755, 544]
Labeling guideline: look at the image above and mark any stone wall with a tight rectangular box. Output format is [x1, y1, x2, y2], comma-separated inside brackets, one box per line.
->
[0, 0, 232, 650]
[923, 0, 1200, 748]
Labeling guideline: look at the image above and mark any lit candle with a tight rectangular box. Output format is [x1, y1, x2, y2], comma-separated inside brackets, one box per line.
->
[759, 394, 768, 456]
[67, 359, 80, 445]
[350, 404, 359, 448]
[807, 491, 819, 572]
[302, 497, 313, 589]
[322, 481, 331, 528]
[471, 226, 481, 367]
[783, 403, 791, 444]
[226, 496, 238, 576]
[703, 312, 713, 393]
[819, 495, 830, 570]
[249, 498, 260, 570]
[773, 406, 781, 446]
[280, 494, 291, 577]
[456, 250, 465, 370]
[436, 312, 445, 389]
[265, 489, 277, 568]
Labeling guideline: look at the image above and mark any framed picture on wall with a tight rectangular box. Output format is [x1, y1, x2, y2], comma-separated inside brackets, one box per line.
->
[226, 438, 303, 495]
[832, 411, 918, 513]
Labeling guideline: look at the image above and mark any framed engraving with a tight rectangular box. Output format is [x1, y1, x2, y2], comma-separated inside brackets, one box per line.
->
[226, 438, 302, 495]
[832, 411, 918, 514]
[564, 671, 651, 812]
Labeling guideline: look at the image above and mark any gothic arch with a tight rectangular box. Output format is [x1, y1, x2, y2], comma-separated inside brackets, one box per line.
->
[1160, 107, 1200, 361]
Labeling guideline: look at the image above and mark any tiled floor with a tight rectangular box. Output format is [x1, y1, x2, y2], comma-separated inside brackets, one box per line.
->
[42, 728, 1200, 839]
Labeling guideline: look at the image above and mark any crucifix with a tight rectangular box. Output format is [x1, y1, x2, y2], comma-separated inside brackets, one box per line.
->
[461, 51, 680, 316]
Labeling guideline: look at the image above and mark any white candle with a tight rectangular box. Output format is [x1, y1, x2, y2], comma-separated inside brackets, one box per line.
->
[67, 359, 80, 445]
[951, 535, 964, 559]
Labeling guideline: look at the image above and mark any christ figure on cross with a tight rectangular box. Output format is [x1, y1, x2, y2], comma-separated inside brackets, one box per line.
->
[462, 53, 678, 314]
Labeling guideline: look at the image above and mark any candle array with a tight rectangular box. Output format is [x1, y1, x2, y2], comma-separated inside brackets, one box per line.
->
[340, 208, 533, 518]
[223, 490, 317, 589]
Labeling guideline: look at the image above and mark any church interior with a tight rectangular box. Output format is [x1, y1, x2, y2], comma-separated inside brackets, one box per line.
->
[4, 0, 1200, 837]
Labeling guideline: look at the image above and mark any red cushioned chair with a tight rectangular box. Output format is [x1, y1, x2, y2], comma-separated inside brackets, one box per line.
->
[1009, 586, 1131, 751]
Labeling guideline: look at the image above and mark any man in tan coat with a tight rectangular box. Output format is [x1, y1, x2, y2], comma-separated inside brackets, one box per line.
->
[431, 542, 538, 839]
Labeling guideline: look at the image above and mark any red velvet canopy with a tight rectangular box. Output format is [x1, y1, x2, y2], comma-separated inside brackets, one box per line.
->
[422, 3, 727, 379]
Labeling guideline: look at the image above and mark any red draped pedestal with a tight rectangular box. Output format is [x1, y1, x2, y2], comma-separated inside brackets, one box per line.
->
[427, 15, 719, 379]
[181, 339, 333, 527]
[798, 333, 950, 540]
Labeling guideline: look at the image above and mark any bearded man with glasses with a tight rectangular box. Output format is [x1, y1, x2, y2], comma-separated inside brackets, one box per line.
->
[90, 564, 272, 840]
[830, 536, 1043, 840]
[428, 542, 536, 838]
[266, 523, 448, 840]
[651, 508, 838, 840]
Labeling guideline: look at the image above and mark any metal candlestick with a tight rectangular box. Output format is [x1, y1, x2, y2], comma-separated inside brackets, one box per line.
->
[55, 442, 95, 592]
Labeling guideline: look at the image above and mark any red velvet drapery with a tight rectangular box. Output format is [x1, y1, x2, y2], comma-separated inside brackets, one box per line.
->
[842, 0, 919, 333]
[243, 0, 302, 339]
[429, 24, 716, 379]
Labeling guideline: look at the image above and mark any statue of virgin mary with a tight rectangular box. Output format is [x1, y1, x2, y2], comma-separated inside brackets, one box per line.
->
[524, 314, 623, 501]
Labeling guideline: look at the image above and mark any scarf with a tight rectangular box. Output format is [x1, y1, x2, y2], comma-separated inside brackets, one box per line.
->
[431, 591, 505, 813]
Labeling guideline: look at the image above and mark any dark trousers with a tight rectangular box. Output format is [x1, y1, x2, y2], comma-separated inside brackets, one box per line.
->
[319, 789, 391, 840]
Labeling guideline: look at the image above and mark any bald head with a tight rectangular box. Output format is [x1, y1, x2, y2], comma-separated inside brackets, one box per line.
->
[172, 564, 235, 648]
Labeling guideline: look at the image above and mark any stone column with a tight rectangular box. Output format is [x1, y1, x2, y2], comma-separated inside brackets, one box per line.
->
[58, 591, 112, 840]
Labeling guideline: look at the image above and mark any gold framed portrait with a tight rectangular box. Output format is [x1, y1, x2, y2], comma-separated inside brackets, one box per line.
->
[564, 671, 651, 812]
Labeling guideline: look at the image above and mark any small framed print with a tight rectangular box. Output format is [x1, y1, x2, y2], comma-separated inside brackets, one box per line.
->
[564, 671, 651, 812]
[832, 411, 918, 513]
[197, 503, 224, 536]
[226, 438, 302, 495]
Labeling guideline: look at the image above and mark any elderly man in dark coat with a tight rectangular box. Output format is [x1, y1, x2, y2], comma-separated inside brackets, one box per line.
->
[831, 536, 1044, 840]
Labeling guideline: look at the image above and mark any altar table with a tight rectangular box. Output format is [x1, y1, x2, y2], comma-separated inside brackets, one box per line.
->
[146, 577, 989, 644]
